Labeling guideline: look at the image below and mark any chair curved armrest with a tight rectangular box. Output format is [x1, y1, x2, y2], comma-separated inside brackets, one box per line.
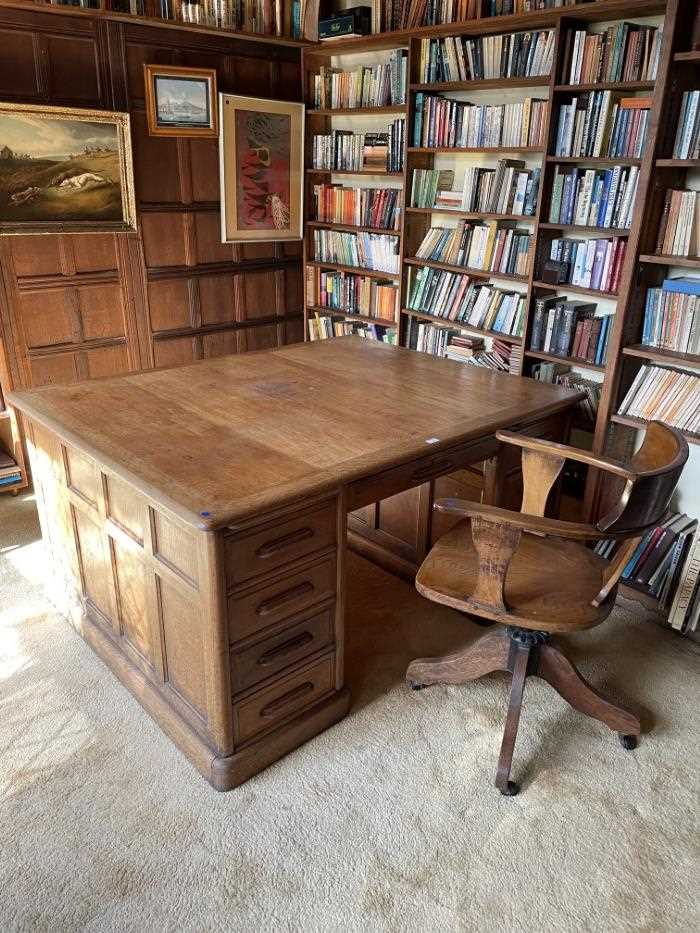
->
[495, 431, 634, 480]
[434, 498, 615, 541]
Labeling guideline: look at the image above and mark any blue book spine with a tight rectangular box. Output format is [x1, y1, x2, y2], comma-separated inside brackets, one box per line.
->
[597, 170, 612, 227]
[642, 290, 653, 344]
[661, 277, 700, 296]
[414, 93, 424, 147]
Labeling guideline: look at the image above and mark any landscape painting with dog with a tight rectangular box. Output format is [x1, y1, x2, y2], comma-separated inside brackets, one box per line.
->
[0, 103, 136, 233]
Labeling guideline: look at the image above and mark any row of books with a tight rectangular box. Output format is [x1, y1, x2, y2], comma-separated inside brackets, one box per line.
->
[313, 229, 400, 274]
[312, 122, 405, 173]
[545, 235, 626, 294]
[317, 271, 399, 321]
[376, 0, 584, 31]
[656, 189, 699, 259]
[311, 185, 401, 231]
[618, 365, 699, 434]
[641, 278, 700, 357]
[410, 163, 540, 218]
[407, 267, 526, 336]
[530, 362, 601, 421]
[413, 94, 546, 150]
[308, 316, 397, 344]
[416, 29, 554, 84]
[554, 93, 650, 159]
[530, 297, 611, 364]
[414, 222, 531, 276]
[563, 22, 663, 85]
[549, 165, 639, 229]
[673, 92, 700, 161]
[149, 0, 290, 34]
[311, 51, 407, 110]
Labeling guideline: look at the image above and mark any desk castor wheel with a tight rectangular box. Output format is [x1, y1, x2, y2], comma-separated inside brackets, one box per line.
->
[619, 734, 638, 751]
[499, 781, 520, 796]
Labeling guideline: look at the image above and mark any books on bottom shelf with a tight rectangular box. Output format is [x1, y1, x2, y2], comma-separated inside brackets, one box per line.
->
[408, 325, 520, 374]
[545, 235, 626, 294]
[530, 295, 611, 364]
[415, 222, 531, 276]
[617, 364, 700, 434]
[0, 446, 20, 487]
[531, 361, 601, 422]
[642, 277, 700, 356]
[313, 229, 400, 273]
[598, 512, 700, 634]
[549, 165, 638, 230]
[308, 314, 397, 344]
[655, 190, 700, 259]
[673, 91, 700, 161]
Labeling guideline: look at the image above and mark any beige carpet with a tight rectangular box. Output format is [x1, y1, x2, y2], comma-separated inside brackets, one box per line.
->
[1, 491, 699, 932]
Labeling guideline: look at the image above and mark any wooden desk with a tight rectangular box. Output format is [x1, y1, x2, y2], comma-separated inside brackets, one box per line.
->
[10, 337, 581, 790]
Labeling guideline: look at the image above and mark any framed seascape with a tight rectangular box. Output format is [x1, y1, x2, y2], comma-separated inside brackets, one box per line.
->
[144, 64, 218, 138]
[0, 102, 136, 235]
[219, 94, 304, 243]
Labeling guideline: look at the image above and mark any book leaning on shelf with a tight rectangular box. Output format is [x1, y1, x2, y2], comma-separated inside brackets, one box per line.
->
[411, 162, 540, 216]
[313, 229, 400, 273]
[309, 315, 397, 344]
[563, 21, 663, 84]
[530, 295, 612, 364]
[312, 50, 407, 109]
[312, 185, 401, 230]
[417, 29, 554, 83]
[641, 277, 700, 356]
[413, 94, 546, 149]
[312, 120, 405, 172]
[317, 271, 399, 321]
[554, 93, 651, 159]
[673, 91, 700, 161]
[655, 190, 700, 258]
[414, 222, 531, 276]
[549, 164, 639, 229]
[545, 236, 626, 294]
[617, 365, 700, 434]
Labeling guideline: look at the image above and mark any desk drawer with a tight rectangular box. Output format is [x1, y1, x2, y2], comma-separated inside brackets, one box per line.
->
[225, 502, 337, 588]
[230, 607, 334, 694]
[233, 655, 335, 744]
[228, 556, 337, 644]
[346, 437, 497, 512]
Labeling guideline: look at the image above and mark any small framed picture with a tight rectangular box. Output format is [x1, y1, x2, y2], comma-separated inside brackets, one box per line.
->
[144, 64, 218, 138]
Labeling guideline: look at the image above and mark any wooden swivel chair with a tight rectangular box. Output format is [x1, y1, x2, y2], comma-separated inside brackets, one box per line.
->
[406, 422, 689, 796]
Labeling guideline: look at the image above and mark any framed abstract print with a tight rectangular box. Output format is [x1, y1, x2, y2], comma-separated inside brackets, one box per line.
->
[0, 102, 136, 235]
[144, 64, 218, 138]
[219, 94, 304, 243]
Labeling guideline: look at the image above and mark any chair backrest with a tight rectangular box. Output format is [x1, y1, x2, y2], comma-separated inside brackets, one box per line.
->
[596, 422, 689, 535]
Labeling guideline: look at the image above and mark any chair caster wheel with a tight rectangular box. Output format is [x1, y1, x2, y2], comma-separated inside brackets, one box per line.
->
[619, 734, 638, 751]
[499, 781, 520, 796]
[408, 680, 426, 691]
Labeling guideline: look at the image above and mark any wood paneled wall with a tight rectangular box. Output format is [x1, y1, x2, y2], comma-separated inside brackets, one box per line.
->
[0, 5, 304, 392]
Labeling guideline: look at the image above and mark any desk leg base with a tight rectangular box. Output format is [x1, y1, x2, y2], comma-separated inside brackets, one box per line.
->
[210, 687, 352, 791]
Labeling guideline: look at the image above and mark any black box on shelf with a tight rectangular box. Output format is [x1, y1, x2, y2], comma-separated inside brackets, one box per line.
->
[542, 260, 569, 284]
[319, 7, 372, 41]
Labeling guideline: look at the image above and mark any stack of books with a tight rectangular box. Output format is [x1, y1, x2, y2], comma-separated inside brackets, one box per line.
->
[641, 277, 700, 356]
[530, 296, 612, 364]
[549, 165, 639, 229]
[413, 94, 546, 149]
[311, 51, 407, 109]
[0, 446, 20, 490]
[655, 190, 700, 258]
[311, 185, 401, 230]
[308, 315, 397, 344]
[618, 365, 700, 433]
[414, 222, 531, 276]
[318, 271, 399, 321]
[444, 334, 486, 361]
[531, 361, 601, 422]
[673, 92, 700, 161]
[417, 29, 554, 83]
[563, 22, 663, 84]
[313, 229, 400, 273]
[554, 93, 650, 159]
[313, 122, 405, 172]
[545, 236, 626, 294]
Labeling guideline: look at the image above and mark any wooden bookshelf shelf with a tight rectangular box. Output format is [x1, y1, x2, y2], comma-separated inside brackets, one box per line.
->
[539, 222, 630, 236]
[408, 146, 545, 155]
[545, 156, 642, 166]
[533, 281, 619, 301]
[622, 345, 700, 367]
[306, 168, 404, 177]
[655, 159, 700, 168]
[611, 414, 700, 446]
[553, 81, 655, 93]
[307, 305, 397, 328]
[525, 350, 607, 373]
[405, 207, 535, 222]
[306, 260, 400, 280]
[307, 220, 401, 235]
[410, 75, 550, 93]
[401, 309, 523, 344]
[639, 254, 700, 269]
[403, 256, 529, 283]
[307, 106, 408, 116]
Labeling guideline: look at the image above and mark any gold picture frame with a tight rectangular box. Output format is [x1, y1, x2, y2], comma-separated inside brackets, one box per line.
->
[219, 94, 304, 243]
[144, 64, 218, 138]
[0, 101, 136, 235]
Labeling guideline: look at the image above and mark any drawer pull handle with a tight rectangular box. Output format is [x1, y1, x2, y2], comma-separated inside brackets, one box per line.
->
[260, 682, 315, 718]
[257, 631, 314, 666]
[256, 581, 314, 617]
[255, 527, 314, 559]
[411, 459, 454, 483]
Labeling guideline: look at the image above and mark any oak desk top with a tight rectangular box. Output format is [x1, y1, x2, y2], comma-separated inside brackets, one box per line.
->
[10, 337, 581, 531]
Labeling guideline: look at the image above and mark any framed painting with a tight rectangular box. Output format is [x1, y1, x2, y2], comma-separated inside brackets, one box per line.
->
[0, 102, 136, 235]
[219, 94, 304, 243]
[144, 64, 218, 138]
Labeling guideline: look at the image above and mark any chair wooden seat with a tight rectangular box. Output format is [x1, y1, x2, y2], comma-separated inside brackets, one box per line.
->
[416, 520, 614, 633]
